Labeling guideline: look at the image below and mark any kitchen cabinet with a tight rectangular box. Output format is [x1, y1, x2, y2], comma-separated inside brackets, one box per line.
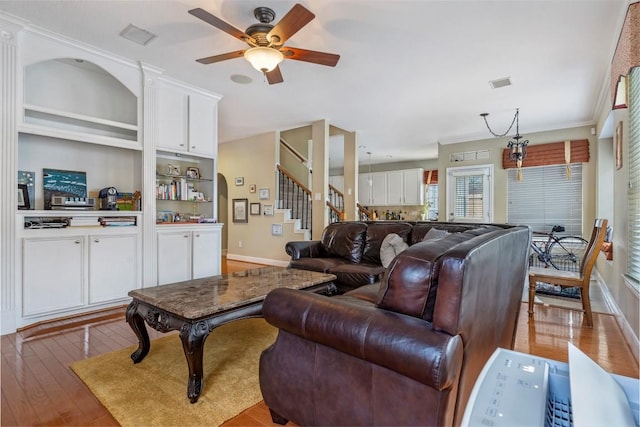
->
[358, 168, 424, 206]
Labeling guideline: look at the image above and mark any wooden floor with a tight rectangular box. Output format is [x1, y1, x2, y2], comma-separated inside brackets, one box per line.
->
[2, 259, 638, 426]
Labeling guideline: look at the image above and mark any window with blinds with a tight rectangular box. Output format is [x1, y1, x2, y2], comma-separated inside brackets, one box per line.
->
[454, 175, 484, 219]
[628, 67, 640, 283]
[507, 164, 583, 236]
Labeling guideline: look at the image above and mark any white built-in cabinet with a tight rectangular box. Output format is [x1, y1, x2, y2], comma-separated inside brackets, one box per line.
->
[157, 225, 222, 285]
[155, 79, 218, 158]
[358, 168, 424, 206]
[6, 25, 223, 333]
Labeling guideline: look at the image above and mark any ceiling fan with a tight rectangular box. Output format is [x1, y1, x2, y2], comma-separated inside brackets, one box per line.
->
[188, 3, 340, 84]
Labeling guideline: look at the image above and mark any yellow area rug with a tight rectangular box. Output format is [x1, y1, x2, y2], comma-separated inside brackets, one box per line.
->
[70, 318, 277, 427]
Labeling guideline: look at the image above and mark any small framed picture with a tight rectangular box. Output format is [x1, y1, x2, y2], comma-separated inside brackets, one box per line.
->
[235, 177, 244, 186]
[259, 188, 270, 200]
[232, 198, 248, 223]
[167, 164, 181, 176]
[249, 184, 256, 193]
[186, 167, 200, 179]
[271, 223, 283, 236]
[263, 204, 274, 216]
[250, 202, 261, 215]
[17, 184, 30, 210]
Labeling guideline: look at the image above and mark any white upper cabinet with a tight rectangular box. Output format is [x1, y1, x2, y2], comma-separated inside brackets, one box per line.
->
[155, 79, 220, 158]
[358, 168, 424, 206]
[401, 168, 424, 205]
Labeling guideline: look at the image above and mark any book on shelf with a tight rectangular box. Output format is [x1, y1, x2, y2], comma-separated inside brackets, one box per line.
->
[69, 216, 100, 227]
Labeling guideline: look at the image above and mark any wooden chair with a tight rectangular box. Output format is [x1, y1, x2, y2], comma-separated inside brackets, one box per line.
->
[528, 218, 608, 327]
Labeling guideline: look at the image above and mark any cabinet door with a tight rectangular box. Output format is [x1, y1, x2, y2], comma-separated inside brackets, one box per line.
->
[386, 171, 404, 205]
[192, 229, 221, 279]
[156, 85, 188, 152]
[89, 234, 138, 304]
[403, 169, 424, 205]
[370, 172, 388, 206]
[23, 237, 84, 316]
[158, 231, 191, 285]
[358, 174, 372, 205]
[188, 94, 217, 157]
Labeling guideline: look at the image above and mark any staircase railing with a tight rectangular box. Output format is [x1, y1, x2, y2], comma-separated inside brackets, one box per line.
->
[277, 164, 312, 234]
[328, 184, 345, 223]
[357, 203, 372, 221]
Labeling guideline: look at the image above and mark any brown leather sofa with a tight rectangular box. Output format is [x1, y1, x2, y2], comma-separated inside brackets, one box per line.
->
[286, 220, 508, 293]
[260, 224, 530, 426]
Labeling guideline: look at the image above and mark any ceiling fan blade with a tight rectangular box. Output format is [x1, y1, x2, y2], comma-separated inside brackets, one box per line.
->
[281, 47, 340, 67]
[266, 66, 284, 85]
[267, 4, 314, 46]
[188, 8, 254, 43]
[196, 50, 245, 65]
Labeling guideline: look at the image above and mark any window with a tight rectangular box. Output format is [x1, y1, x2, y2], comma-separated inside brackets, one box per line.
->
[446, 165, 493, 223]
[628, 67, 640, 283]
[507, 164, 583, 236]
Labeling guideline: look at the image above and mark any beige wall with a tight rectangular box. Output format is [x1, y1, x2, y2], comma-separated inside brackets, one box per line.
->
[219, 131, 293, 265]
[437, 126, 597, 234]
[595, 89, 639, 341]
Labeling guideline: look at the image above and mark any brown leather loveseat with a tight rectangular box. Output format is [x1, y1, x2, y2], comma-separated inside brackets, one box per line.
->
[286, 220, 504, 293]
[260, 224, 530, 426]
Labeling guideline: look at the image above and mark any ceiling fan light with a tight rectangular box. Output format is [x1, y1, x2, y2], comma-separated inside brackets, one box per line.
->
[244, 47, 283, 73]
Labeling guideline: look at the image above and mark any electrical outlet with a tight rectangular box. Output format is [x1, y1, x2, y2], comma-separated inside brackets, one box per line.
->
[238, 241, 243, 248]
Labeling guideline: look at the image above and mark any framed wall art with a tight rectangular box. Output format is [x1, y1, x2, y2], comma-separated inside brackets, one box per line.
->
[232, 198, 248, 223]
[249, 184, 256, 193]
[271, 223, 283, 236]
[259, 188, 270, 200]
[250, 202, 261, 215]
[235, 177, 244, 186]
[263, 204, 274, 216]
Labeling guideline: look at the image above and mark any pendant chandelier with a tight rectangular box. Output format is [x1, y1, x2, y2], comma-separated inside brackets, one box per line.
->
[481, 108, 529, 180]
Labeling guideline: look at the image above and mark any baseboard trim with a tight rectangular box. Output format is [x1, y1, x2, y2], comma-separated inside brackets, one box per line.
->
[226, 253, 289, 267]
[17, 305, 127, 339]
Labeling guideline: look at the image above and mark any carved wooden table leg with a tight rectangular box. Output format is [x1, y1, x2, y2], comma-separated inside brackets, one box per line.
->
[179, 322, 209, 403]
[125, 301, 150, 363]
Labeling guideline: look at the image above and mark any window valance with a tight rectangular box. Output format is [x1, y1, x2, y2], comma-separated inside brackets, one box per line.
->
[502, 139, 589, 169]
[423, 169, 438, 184]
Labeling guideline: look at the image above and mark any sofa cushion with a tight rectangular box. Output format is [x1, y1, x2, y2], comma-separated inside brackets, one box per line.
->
[362, 222, 412, 264]
[320, 222, 368, 263]
[410, 223, 477, 245]
[422, 227, 449, 241]
[377, 231, 486, 321]
[380, 233, 409, 268]
[289, 257, 348, 273]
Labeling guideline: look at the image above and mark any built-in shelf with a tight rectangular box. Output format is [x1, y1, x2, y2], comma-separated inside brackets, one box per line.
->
[21, 104, 140, 149]
[156, 173, 213, 182]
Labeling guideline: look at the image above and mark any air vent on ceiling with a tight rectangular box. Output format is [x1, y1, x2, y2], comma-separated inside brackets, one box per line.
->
[489, 77, 512, 89]
[120, 24, 157, 46]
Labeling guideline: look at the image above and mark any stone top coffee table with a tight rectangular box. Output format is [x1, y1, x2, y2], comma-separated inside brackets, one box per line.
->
[125, 266, 336, 403]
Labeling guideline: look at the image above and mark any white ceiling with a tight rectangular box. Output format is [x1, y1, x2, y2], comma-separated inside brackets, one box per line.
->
[0, 0, 629, 165]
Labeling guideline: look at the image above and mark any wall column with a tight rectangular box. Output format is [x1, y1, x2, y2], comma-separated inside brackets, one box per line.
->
[311, 120, 329, 239]
[343, 131, 358, 220]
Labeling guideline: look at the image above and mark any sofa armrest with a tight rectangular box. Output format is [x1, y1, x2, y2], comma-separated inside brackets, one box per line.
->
[263, 287, 463, 390]
[285, 241, 326, 260]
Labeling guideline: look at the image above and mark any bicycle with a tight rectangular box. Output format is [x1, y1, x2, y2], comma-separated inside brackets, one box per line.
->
[529, 225, 589, 271]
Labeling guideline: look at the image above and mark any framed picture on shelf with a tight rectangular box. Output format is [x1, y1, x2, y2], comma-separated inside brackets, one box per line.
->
[17, 184, 30, 210]
[232, 198, 248, 223]
[263, 204, 274, 216]
[167, 164, 181, 176]
[186, 167, 200, 179]
[259, 188, 270, 200]
[250, 202, 261, 215]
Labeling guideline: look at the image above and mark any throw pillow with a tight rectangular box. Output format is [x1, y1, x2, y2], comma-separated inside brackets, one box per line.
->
[380, 233, 409, 268]
[422, 227, 449, 241]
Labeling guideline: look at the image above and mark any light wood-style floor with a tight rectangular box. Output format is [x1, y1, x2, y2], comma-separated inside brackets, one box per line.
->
[1, 259, 638, 426]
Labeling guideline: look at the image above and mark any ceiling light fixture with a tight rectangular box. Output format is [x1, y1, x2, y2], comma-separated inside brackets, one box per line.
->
[480, 108, 529, 180]
[244, 47, 284, 73]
